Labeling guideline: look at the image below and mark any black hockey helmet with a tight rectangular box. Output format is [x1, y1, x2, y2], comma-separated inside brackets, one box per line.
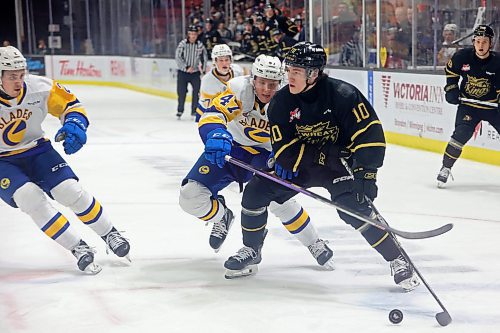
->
[187, 24, 198, 33]
[284, 42, 327, 72]
[473, 25, 494, 39]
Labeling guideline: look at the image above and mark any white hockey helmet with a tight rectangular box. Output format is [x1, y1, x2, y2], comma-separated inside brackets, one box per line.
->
[0, 46, 27, 91]
[211, 44, 233, 61]
[251, 54, 284, 81]
[0, 46, 27, 72]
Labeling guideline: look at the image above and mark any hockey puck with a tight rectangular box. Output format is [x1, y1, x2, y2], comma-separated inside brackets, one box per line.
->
[389, 309, 403, 324]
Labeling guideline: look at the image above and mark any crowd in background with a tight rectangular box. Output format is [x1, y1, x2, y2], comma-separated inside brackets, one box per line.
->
[2, 0, 498, 70]
[181, 0, 498, 69]
[186, 1, 305, 62]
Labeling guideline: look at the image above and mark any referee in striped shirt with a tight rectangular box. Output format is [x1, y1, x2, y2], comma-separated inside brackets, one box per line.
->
[175, 25, 208, 119]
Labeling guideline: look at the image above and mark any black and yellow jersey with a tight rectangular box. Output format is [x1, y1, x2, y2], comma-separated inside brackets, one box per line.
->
[267, 75, 385, 172]
[445, 48, 500, 110]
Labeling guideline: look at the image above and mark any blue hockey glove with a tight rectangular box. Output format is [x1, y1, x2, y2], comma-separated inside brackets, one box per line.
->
[55, 113, 88, 155]
[352, 167, 377, 204]
[275, 162, 299, 180]
[204, 128, 233, 168]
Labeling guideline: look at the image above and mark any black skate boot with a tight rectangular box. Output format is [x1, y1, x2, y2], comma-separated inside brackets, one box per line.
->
[71, 240, 101, 274]
[390, 254, 420, 291]
[224, 246, 262, 279]
[102, 227, 131, 261]
[308, 239, 335, 270]
[176, 111, 183, 120]
[224, 229, 267, 279]
[437, 166, 453, 188]
[209, 197, 235, 252]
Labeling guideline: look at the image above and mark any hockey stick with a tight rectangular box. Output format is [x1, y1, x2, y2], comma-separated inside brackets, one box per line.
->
[460, 97, 498, 108]
[451, 19, 498, 45]
[225, 156, 453, 239]
[368, 199, 452, 326]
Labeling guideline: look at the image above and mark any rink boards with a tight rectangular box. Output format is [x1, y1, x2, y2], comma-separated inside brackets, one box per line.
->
[43, 55, 500, 165]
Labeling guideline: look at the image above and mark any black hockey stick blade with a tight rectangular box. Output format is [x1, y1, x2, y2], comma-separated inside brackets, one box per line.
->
[436, 311, 452, 326]
[225, 156, 453, 239]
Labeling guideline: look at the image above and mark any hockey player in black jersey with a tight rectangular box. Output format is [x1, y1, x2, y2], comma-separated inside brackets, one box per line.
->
[224, 42, 420, 291]
[438, 24, 500, 187]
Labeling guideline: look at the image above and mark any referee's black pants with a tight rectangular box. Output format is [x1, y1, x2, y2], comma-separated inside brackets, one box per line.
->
[177, 70, 201, 116]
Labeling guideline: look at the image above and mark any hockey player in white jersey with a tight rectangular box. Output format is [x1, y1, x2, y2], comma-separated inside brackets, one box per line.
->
[0, 46, 130, 274]
[179, 55, 334, 275]
[194, 44, 244, 122]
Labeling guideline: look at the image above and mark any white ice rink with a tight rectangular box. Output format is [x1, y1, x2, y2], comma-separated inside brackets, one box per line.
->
[1, 85, 500, 333]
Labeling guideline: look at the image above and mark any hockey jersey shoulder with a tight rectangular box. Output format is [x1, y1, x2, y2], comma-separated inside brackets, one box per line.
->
[231, 63, 245, 77]
[25, 74, 53, 93]
[201, 70, 226, 97]
[227, 75, 255, 113]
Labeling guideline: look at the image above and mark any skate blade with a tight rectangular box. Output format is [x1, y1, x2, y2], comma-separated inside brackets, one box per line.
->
[125, 254, 132, 263]
[224, 265, 258, 279]
[399, 276, 420, 292]
[437, 181, 446, 189]
[84, 263, 102, 275]
[321, 259, 335, 271]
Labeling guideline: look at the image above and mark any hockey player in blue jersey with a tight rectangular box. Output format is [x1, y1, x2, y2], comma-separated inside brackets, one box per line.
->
[179, 55, 334, 273]
[0, 46, 130, 274]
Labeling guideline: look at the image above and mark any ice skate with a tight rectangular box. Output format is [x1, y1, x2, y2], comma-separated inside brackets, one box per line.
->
[103, 227, 131, 262]
[176, 111, 182, 120]
[224, 246, 262, 279]
[209, 197, 235, 252]
[390, 255, 420, 291]
[308, 239, 335, 270]
[437, 166, 453, 188]
[72, 240, 102, 274]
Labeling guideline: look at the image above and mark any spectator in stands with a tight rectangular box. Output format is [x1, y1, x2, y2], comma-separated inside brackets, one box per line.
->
[340, 26, 362, 67]
[293, 15, 306, 42]
[438, 23, 460, 66]
[270, 28, 297, 61]
[201, 18, 222, 58]
[395, 6, 412, 63]
[254, 16, 271, 56]
[37, 39, 48, 55]
[217, 21, 233, 43]
[264, 3, 298, 39]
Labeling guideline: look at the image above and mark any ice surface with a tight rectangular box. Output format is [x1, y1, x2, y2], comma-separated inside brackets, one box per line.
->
[1, 85, 499, 333]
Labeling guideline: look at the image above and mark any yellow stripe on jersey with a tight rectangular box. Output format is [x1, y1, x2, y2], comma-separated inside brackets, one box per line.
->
[47, 81, 88, 119]
[198, 115, 226, 127]
[200, 199, 219, 221]
[350, 120, 382, 142]
[241, 146, 261, 154]
[293, 143, 305, 172]
[0, 138, 49, 157]
[77, 198, 103, 224]
[349, 142, 386, 152]
[42, 213, 70, 240]
[274, 138, 300, 158]
[445, 68, 459, 77]
[462, 102, 495, 110]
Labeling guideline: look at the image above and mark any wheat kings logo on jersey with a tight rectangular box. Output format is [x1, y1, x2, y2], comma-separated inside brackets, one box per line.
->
[465, 75, 490, 98]
[295, 121, 339, 144]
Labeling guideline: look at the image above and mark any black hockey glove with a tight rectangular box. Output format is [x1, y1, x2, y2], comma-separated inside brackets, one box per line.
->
[315, 143, 351, 169]
[444, 84, 459, 105]
[352, 167, 378, 204]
